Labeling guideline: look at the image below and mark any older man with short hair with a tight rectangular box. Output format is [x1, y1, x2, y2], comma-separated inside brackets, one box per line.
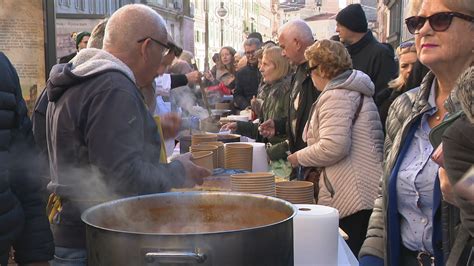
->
[45, 5, 210, 265]
[259, 19, 320, 171]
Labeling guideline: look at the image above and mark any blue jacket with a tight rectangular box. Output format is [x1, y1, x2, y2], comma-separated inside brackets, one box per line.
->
[0, 52, 54, 263]
[387, 120, 443, 265]
[360, 120, 443, 265]
[360, 72, 444, 265]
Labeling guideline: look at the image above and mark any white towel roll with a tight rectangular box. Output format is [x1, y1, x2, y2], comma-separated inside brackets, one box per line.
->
[246, 142, 268, 172]
[293, 204, 339, 266]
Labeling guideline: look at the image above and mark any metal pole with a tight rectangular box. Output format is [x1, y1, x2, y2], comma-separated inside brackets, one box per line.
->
[204, 0, 209, 71]
[44, 0, 57, 78]
[220, 19, 224, 47]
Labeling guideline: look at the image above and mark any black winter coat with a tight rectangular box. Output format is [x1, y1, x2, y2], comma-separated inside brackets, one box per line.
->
[234, 64, 261, 110]
[275, 62, 320, 154]
[346, 31, 397, 107]
[0, 52, 54, 263]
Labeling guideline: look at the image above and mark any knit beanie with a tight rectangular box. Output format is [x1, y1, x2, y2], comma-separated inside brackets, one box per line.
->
[75, 31, 91, 49]
[336, 4, 368, 33]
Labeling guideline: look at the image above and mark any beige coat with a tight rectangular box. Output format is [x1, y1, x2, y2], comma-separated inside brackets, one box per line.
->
[296, 70, 384, 218]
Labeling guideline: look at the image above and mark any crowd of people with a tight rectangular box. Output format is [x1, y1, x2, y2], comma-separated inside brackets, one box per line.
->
[0, 0, 472, 265]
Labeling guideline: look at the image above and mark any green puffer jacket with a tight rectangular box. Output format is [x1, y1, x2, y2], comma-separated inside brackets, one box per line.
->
[235, 76, 291, 159]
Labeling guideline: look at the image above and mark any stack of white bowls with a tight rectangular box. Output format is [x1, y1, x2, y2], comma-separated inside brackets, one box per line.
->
[191, 133, 218, 146]
[276, 181, 314, 204]
[230, 172, 276, 197]
[199, 141, 225, 168]
[190, 144, 218, 169]
[224, 143, 253, 171]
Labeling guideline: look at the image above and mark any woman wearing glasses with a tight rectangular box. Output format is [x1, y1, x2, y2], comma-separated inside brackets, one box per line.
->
[286, 39, 384, 256]
[360, 0, 474, 265]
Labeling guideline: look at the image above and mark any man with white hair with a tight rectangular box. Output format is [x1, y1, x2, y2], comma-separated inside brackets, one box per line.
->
[259, 19, 320, 177]
[45, 5, 210, 264]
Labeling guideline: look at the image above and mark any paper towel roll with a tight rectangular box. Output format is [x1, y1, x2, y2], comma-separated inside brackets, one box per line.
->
[247, 142, 268, 172]
[293, 204, 339, 266]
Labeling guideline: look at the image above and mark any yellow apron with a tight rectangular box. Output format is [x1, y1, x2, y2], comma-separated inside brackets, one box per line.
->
[153, 115, 168, 163]
[46, 193, 62, 223]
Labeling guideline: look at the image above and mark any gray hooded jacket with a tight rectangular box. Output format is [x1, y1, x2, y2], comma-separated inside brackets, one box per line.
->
[46, 48, 185, 248]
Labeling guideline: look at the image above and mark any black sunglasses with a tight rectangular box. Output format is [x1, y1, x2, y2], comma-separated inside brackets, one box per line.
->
[137, 37, 170, 56]
[167, 42, 183, 57]
[308, 64, 319, 74]
[405, 12, 474, 34]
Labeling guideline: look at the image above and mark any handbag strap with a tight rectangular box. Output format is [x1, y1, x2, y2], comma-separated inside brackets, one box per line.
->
[300, 94, 364, 180]
[321, 94, 363, 197]
[352, 94, 364, 125]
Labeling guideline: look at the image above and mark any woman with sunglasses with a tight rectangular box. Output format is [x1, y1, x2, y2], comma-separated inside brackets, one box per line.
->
[286, 39, 384, 256]
[360, 0, 474, 265]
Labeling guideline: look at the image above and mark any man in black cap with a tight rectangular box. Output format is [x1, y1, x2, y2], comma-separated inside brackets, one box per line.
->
[59, 31, 91, 63]
[336, 4, 396, 108]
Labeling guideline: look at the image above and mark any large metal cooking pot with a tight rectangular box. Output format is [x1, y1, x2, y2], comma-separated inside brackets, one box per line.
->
[82, 192, 296, 266]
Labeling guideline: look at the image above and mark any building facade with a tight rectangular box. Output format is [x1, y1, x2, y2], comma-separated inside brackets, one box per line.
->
[145, 0, 194, 53]
[192, 0, 275, 71]
[55, 0, 193, 61]
[304, 0, 340, 40]
[191, 0, 245, 71]
[377, 0, 413, 47]
[278, 0, 340, 41]
[375, 0, 389, 43]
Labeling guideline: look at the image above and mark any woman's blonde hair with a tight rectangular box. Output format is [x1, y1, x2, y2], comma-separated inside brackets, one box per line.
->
[408, 0, 422, 17]
[262, 46, 290, 81]
[411, 0, 474, 17]
[388, 42, 417, 91]
[304, 39, 352, 80]
[441, 0, 474, 16]
[407, 0, 474, 17]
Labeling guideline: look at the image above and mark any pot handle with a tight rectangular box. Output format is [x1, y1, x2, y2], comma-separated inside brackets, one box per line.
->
[144, 249, 207, 264]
